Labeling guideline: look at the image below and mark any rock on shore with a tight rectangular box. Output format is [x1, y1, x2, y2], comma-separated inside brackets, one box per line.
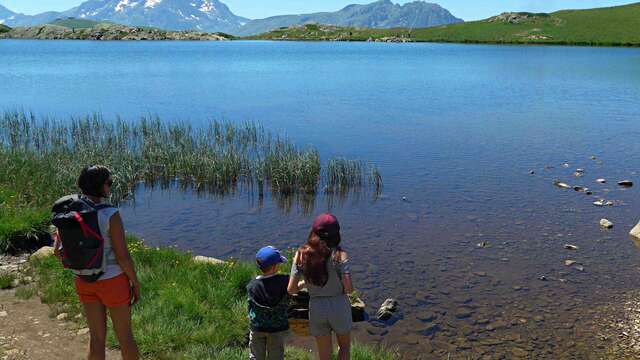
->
[0, 23, 231, 41]
[631, 222, 640, 241]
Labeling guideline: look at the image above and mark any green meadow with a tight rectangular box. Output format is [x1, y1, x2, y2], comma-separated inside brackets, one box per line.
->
[248, 2, 640, 46]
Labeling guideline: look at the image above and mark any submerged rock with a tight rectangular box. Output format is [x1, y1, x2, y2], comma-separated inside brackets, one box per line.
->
[565, 260, 577, 266]
[564, 244, 579, 251]
[553, 180, 571, 189]
[618, 180, 633, 187]
[596, 178, 607, 184]
[593, 199, 605, 207]
[573, 186, 588, 192]
[600, 219, 614, 229]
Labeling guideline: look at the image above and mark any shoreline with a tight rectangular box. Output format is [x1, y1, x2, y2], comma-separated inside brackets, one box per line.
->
[0, 240, 399, 359]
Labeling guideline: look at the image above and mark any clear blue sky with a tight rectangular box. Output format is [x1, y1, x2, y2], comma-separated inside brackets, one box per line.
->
[1, 0, 634, 20]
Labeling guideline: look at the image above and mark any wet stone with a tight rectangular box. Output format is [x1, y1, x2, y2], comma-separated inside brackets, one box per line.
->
[455, 308, 474, 319]
[419, 323, 441, 336]
[486, 320, 508, 331]
[416, 311, 437, 322]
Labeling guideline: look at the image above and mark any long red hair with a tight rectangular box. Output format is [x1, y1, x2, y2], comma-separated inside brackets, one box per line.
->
[298, 230, 341, 287]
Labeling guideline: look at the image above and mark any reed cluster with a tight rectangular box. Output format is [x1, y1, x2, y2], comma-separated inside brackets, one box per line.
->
[0, 110, 382, 250]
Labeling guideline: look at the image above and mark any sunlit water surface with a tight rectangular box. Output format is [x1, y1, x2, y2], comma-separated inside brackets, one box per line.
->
[2, 40, 640, 358]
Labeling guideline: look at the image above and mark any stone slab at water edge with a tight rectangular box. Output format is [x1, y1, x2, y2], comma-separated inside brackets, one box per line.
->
[0, 23, 231, 41]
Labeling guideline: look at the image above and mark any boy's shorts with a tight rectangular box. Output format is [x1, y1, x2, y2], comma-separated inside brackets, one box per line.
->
[74, 273, 131, 308]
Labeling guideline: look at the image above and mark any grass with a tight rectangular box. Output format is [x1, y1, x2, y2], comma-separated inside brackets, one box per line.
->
[247, 2, 640, 46]
[0, 272, 16, 289]
[26, 236, 399, 359]
[0, 24, 10, 33]
[0, 110, 381, 251]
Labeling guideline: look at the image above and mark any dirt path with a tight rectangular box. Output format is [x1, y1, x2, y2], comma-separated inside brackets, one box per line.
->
[0, 289, 120, 360]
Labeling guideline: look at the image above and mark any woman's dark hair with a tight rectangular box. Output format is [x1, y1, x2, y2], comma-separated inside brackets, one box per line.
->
[298, 230, 343, 287]
[77, 165, 111, 197]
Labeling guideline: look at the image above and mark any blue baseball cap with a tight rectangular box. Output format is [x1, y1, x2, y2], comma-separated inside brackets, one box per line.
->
[256, 246, 287, 269]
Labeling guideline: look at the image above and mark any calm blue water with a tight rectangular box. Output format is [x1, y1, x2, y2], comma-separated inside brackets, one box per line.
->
[2, 40, 640, 357]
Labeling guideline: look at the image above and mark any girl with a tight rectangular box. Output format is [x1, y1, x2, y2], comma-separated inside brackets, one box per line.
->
[53, 165, 140, 360]
[288, 213, 353, 360]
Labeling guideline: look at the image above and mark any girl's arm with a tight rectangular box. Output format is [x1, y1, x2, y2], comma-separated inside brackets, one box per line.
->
[339, 251, 354, 294]
[109, 212, 140, 304]
[287, 251, 301, 295]
[51, 227, 63, 261]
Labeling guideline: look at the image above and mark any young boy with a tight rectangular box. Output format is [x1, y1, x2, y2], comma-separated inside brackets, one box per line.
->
[247, 246, 290, 360]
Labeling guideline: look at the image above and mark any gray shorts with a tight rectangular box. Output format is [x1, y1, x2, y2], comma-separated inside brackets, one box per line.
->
[309, 295, 353, 337]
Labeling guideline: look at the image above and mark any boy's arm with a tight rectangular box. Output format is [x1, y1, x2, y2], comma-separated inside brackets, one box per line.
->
[287, 251, 301, 295]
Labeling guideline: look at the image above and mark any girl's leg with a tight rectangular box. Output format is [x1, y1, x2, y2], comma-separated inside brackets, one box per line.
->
[84, 302, 107, 360]
[335, 333, 351, 360]
[108, 305, 140, 360]
[314, 335, 333, 360]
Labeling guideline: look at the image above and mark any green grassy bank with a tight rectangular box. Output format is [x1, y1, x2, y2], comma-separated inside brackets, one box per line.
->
[248, 2, 640, 46]
[0, 110, 380, 252]
[22, 237, 398, 359]
[0, 24, 10, 33]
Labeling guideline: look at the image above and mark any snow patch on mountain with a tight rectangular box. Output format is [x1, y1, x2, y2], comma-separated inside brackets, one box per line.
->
[144, 0, 162, 8]
[115, 0, 140, 12]
[199, 1, 216, 13]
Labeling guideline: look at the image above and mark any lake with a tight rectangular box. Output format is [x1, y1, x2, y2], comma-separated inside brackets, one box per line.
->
[2, 39, 640, 358]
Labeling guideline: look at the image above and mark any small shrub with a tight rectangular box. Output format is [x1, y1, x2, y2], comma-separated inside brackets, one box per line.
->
[0, 272, 16, 289]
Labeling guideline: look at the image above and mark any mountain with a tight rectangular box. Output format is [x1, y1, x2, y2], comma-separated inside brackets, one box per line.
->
[237, 0, 463, 36]
[0, 0, 461, 35]
[0, 0, 248, 33]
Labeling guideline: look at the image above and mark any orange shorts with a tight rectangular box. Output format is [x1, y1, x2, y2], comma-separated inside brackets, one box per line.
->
[74, 273, 131, 308]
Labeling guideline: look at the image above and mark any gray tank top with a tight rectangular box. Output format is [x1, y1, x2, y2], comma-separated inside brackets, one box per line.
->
[291, 250, 350, 298]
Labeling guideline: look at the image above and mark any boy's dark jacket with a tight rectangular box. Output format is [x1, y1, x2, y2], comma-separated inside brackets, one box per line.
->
[247, 274, 290, 333]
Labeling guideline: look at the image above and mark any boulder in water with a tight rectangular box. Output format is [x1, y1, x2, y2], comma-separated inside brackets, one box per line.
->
[376, 298, 399, 320]
[600, 219, 614, 229]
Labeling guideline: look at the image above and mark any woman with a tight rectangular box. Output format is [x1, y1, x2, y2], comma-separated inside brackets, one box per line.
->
[53, 165, 140, 360]
[288, 213, 354, 360]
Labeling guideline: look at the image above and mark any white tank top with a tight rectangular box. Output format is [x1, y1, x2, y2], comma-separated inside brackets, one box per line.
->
[96, 205, 124, 281]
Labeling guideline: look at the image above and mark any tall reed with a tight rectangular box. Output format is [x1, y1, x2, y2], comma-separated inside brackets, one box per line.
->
[0, 110, 382, 208]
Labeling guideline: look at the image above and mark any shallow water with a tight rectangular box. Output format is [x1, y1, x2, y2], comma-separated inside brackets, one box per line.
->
[2, 40, 640, 358]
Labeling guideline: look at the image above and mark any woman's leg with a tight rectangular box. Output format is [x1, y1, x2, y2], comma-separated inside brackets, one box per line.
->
[84, 302, 107, 360]
[109, 305, 140, 360]
[314, 335, 333, 360]
[335, 333, 351, 360]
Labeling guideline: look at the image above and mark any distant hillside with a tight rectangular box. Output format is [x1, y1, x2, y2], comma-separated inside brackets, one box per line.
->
[0, 22, 232, 41]
[237, 0, 462, 36]
[250, 2, 640, 46]
[0, 24, 9, 33]
[48, 18, 106, 29]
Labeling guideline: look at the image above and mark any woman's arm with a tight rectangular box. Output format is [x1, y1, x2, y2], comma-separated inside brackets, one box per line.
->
[287, 251, 301, 295]
[109, 212, 140, 304]
[338, 251, 354, 294]
[51, 226, 63, 261]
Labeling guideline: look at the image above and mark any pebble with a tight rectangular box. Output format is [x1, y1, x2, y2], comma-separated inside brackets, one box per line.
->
[529, 170, 535, 175]
[596, 178, 607, 184]
[0, 311, 7, 317]
[593, 199, 605, 207]
[565, 260, 577, 267]
[77, 328, 90, 336]
[553, 180, 571, 189]
[56, 313, 68, 321]
[600, 219, 614, 229]
[473, 271, 487, 277]
[564, 244, 579, 251]
[618, 180, 633, 187]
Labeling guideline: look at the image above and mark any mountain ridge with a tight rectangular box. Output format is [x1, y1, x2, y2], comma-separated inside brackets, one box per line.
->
[235, 0, 463, 36]
[0, 0, 463, 35]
